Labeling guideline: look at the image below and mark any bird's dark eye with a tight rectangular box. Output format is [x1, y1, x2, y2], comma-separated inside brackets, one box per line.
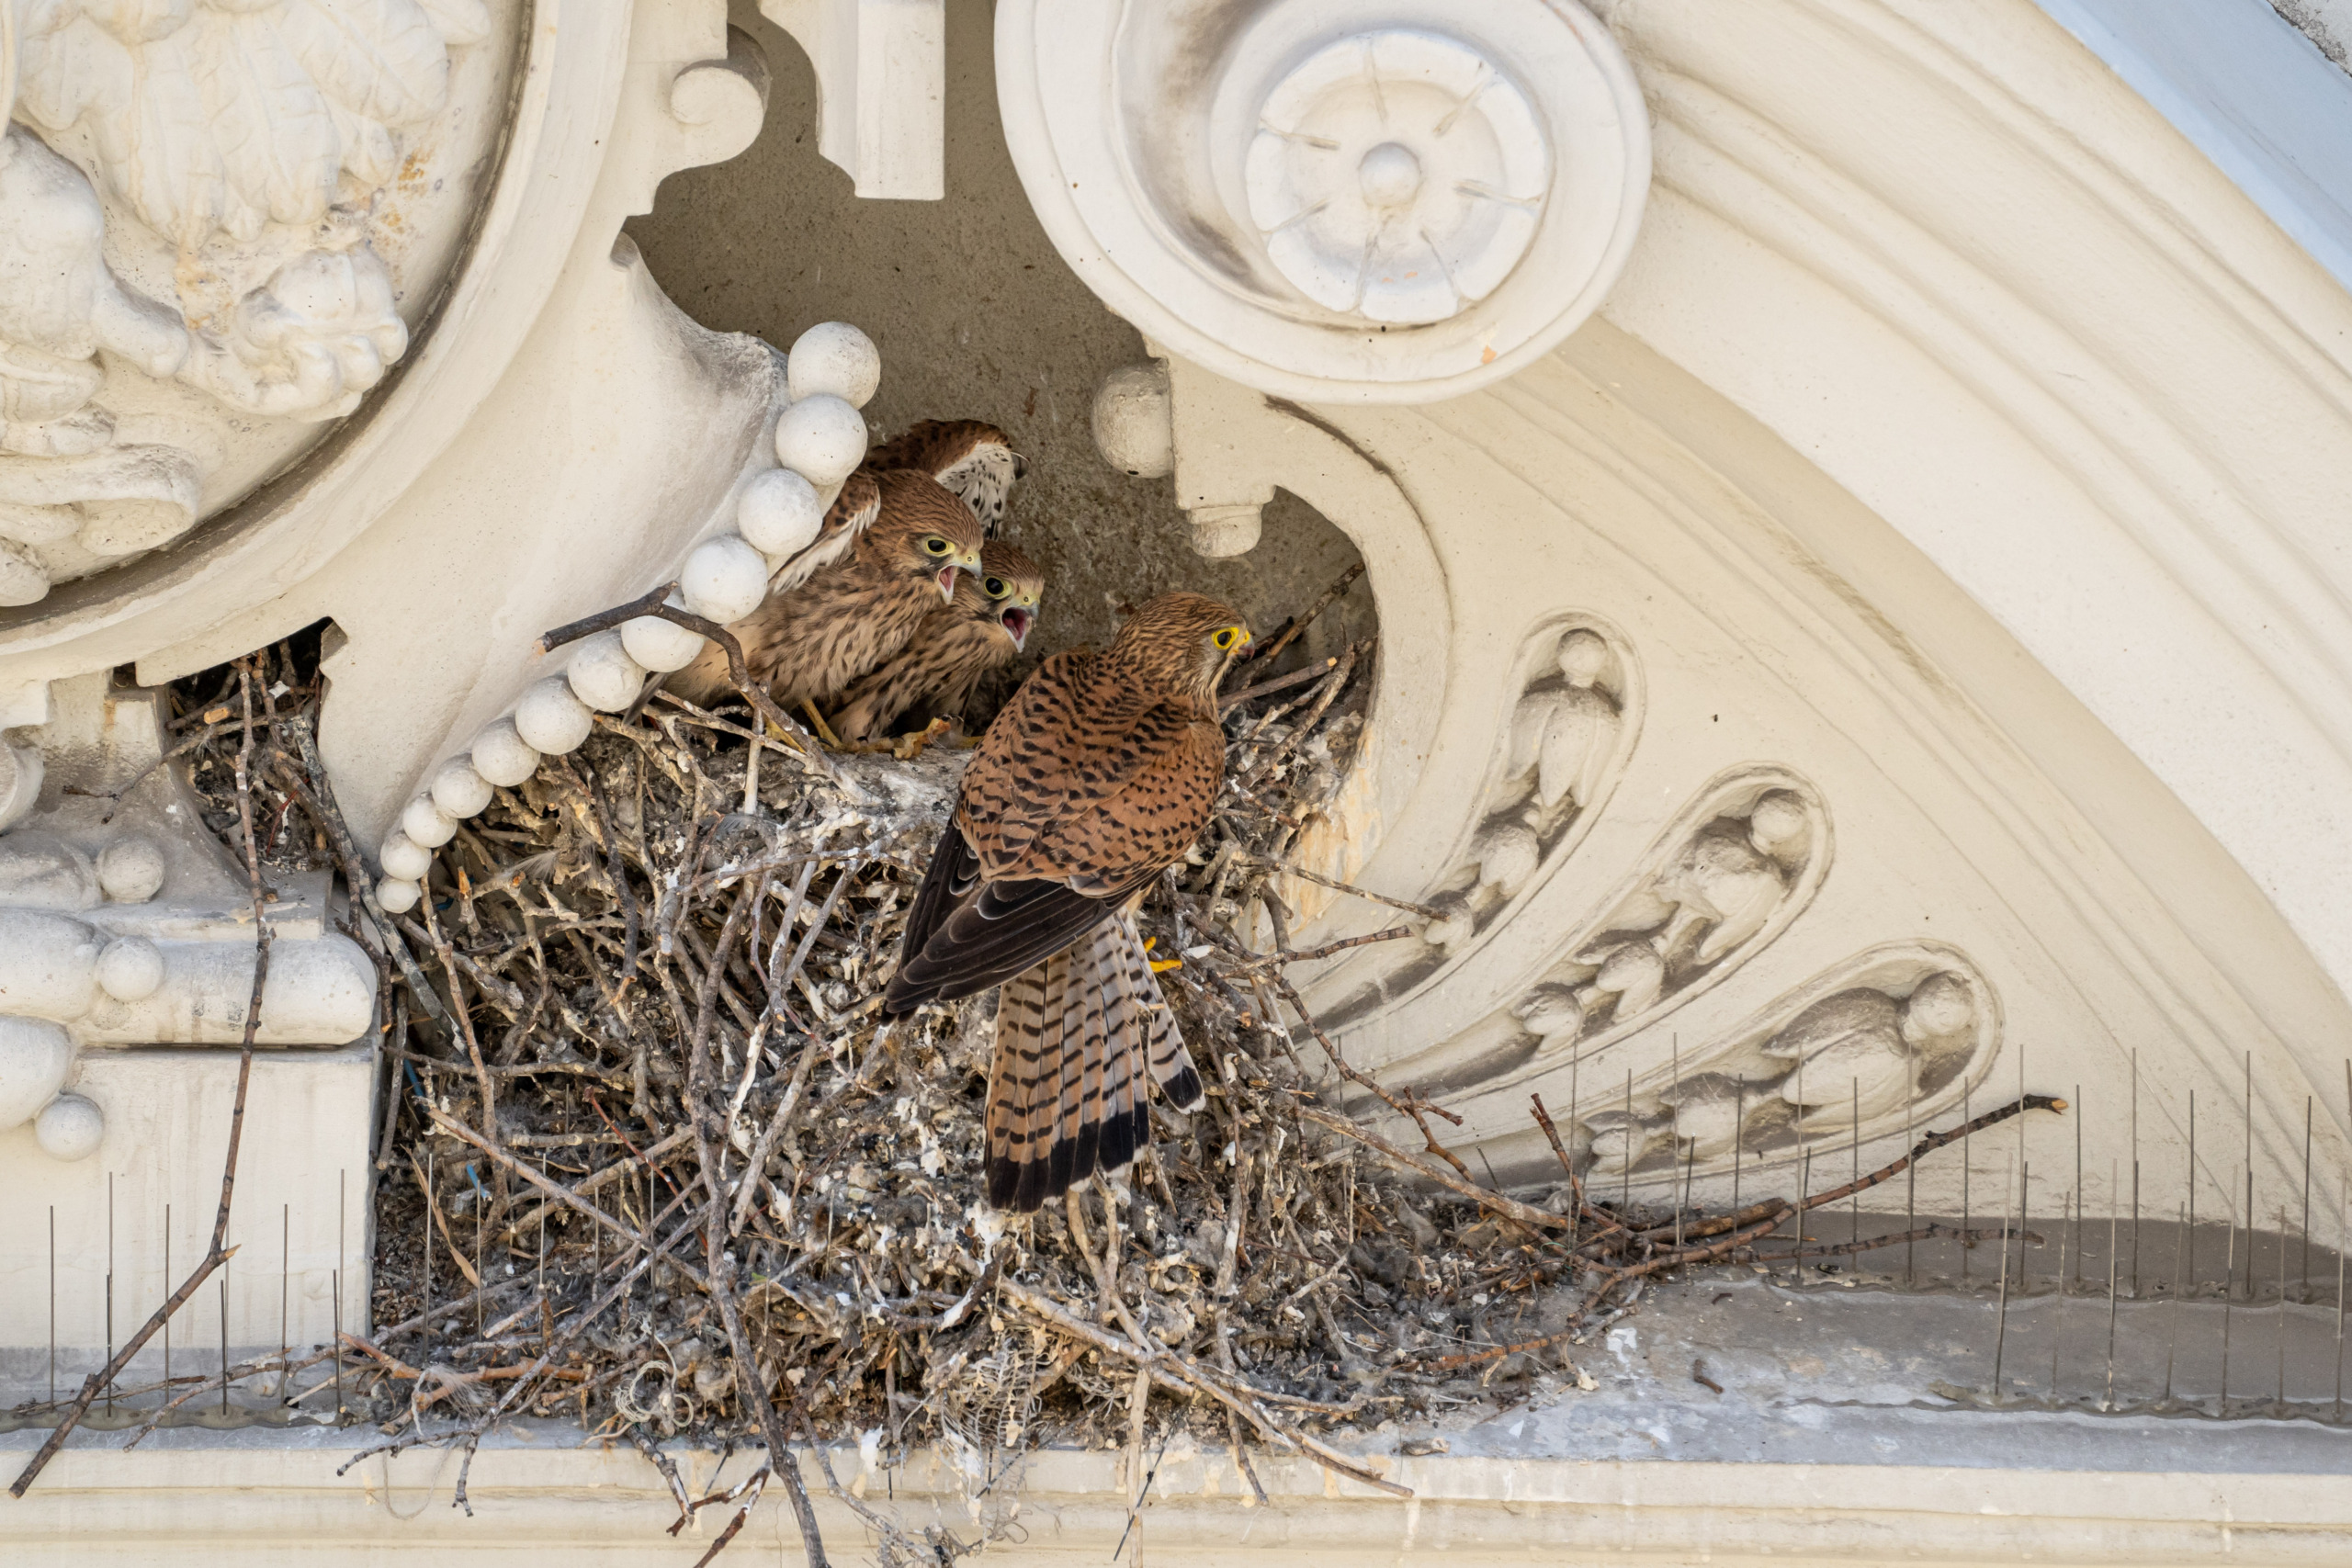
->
[922, 536, 952, 556]
[984, 577, 1010, 598]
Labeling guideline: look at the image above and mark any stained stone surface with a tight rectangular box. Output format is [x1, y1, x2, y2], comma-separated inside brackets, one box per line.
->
[1420, 1269, 2352, 1474]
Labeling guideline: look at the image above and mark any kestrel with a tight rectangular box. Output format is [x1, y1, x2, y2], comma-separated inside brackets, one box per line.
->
[863, 420, 1023, 535]
[770, 469, 881, 596]
[673, 468, 983, 711]
[828, 539, 1046, 745]
[884, 592, 1252, 1211]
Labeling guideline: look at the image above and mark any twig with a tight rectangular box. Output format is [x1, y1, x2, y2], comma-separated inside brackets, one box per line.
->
[539, 587, 854, 794]
[12, 660, 274, 1496]
[1294, 1105, 1570, 1235]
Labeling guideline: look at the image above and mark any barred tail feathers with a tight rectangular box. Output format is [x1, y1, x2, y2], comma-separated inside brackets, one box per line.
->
[982, 916, 1199, 1212]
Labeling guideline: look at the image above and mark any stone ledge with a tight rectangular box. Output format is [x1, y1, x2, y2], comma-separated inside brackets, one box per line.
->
[4, 1415, 2348, 1565]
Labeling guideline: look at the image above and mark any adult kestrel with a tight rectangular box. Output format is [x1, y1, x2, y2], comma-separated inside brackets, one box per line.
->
[673, 468, 982, 710]
[863, 420, 1023, 535]
[829, 539, 1046, 745]
[883, 592, 1252, 1211]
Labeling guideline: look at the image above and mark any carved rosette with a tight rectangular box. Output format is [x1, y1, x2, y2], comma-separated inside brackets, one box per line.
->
[997, 0, 1650, 400]
[0, 0, 520, 602]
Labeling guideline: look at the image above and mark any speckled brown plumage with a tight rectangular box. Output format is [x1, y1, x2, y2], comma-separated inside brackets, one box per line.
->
[673, 468, 981, 710]
[828, 539, 1046, 744]
[883, 592, 1252, 1210]
[768, 468, 881, 596]
[862, 419, 1023, 535]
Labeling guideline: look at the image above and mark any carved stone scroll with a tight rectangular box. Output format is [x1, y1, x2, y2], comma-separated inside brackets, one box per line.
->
[1569, 942, 2000, 1183]
[1325, 612, 1639, 1018]
[1507, 767, 1829, 1062]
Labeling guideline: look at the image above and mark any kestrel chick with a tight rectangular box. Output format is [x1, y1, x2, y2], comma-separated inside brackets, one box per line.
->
[674, 468, 983, 710]
[829, 539, 1046, 745]
[863, 419, 1023, 535]
[884, 592, 1252, 1212]
[770, 469, 880, 596]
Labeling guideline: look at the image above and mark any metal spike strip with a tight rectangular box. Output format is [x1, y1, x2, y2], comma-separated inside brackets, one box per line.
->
[2131, 1049, 2140, 1298]
[2164, 1202, 2186, 1407]
[1993, 1155, 2018, 1401]
[2221, 1169, 2238, 1417]
[2102, 1168, 2120, 1412]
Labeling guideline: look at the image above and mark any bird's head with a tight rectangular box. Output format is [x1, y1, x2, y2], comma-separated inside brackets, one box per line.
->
[973, 540, 1046, 651]
[1114, 592, 1250, 704]
[873, 468, 984, 600]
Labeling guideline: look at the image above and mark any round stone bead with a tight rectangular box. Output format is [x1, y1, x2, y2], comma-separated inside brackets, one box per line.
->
[774, 394, 868, 486]
[95, 936, 164, 1003]
[786, 321, 881, 408]
[679, 535, 768, 624]
[514, 675, 594, 755]
[431, 755, 496, 819]
[401, 794, 458, 848]
[565, 630, 649, 714]
[736, 468, 824, 558]
[622, 596, 707, 673]
[96, 837, 165, 903]
[379, 830, 432, 882]
[470, 717, 541, 788]
[35, 1093, 104, 1161]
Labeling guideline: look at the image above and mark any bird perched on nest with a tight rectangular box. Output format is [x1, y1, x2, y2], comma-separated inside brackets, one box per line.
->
[673, 468, 983, 712]
[884, 592, 1252, 1211]
[770, 468, 881, 596]
[863, 420, 1023, 535]
[829, 539, 1046, 746]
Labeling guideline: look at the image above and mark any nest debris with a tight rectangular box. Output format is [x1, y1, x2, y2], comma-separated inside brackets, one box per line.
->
[6, 580, 2057, 1564]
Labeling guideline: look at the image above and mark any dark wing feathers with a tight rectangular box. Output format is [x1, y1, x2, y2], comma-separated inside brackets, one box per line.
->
[883, 873, 1133, 1010]
[890, 622, 1226, 1211]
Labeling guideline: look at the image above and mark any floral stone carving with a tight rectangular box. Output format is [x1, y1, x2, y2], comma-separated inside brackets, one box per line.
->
[0, 0, 517, 602]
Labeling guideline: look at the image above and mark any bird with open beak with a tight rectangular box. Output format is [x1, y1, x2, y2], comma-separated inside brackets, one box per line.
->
[672, 468, 983, 715]
[828, 538, 1046, 745]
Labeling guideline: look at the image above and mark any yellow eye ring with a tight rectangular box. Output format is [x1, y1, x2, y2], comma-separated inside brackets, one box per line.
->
[922, 536, 952, 556]
[1212, 626, 1244, 651]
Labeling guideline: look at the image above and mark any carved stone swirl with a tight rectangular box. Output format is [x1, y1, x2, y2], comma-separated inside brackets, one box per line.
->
[1571, 942, 2000, 1182]
[1367, 765, 1830, 1105]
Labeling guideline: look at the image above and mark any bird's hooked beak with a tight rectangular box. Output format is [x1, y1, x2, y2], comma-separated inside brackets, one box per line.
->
[1001, 604, 1034, 651]
[937, 546, 981, 600]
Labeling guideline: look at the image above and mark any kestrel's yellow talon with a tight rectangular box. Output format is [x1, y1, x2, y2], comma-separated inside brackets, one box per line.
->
[891, 716, 953, 761]
[1142, 935, 1182, 973]
[801, 701, 844, 750]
